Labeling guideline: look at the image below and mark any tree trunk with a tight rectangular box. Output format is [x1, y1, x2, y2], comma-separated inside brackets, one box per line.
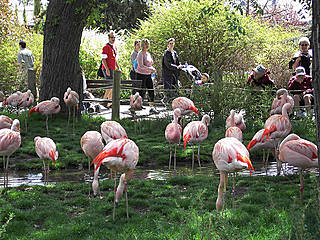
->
[40, 0, 95, 113]
[312, 0, 320, 175]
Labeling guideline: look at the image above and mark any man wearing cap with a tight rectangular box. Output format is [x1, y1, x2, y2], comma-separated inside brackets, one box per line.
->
[288, 66, 313, 115]
[247, 65, 274, 89]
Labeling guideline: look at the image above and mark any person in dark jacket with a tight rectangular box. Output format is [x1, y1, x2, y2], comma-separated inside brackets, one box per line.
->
[247, 65, 274, 89]
[289, 37, 312, 76]
[161, 38, 183, 104]
[288, 66, 313, 115]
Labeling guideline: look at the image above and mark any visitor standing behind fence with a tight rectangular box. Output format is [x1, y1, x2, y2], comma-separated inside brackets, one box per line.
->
[161, 38, 183, 104]
[289, 37, 312, 76]
[287, 66, 313, 116]
[17, 41, 36, 97]
[247, 64, 274, 90]
[136, 39, 156, 107]
[130, 39, 141, 82]
[101, 31, 121, 107]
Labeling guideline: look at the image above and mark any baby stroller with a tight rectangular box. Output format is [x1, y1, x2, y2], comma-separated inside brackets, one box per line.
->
[180, 63, 202, 85]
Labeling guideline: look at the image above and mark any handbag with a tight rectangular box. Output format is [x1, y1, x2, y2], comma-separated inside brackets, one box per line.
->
[97, 62, 104, 78]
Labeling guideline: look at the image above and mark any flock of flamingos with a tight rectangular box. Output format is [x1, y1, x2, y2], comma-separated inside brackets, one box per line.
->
[0, 87, 318, 219]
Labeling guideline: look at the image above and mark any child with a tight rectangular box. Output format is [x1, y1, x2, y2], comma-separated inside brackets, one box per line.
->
[194, 73, 210, 86]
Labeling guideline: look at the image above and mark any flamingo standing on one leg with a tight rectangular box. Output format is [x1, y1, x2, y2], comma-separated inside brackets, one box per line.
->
[63, 87, 79, 135]
[91, 138, 139, 220]
[80, 131, 104, 197]
[183, 114, 210, 172]
[225, 109, 243, 142]
[212, 137, 254, 212]
[129, 92, 143, 133]
[34, 136, 58, 185]
[0, 115, 13, 130]
[100, 121, 127, 145]
[29, 97, 61, 136]
[165, 108, 182, 170]
[247, 129, 277, 175]
[18, 90, 34, 132]
[0, 119, 21, 189]
[270, 89, 294, 116]
[225, 109, 246, 131]
[258, 102, 292, 175]
[279, 134, 318, 205]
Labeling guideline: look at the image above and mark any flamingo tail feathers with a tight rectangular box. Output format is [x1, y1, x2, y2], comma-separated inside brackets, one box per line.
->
[184, 134, 191, 149]
[237, 153, 254, 175]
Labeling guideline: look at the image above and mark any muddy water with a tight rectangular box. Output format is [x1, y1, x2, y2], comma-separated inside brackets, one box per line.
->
[0, 161, 318, 188]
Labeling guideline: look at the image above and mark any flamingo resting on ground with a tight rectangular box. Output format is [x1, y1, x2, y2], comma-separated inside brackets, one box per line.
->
[34, 136, 58, 185]
[258, 102, 292, 175]
[165, 108, 182, 170]
[225, 109, 246, 131]
[29, 97, 61, 136]
[18, 90, 34, 132]
[0, 115, 13, 130]
[129, 92, 143, 133]
[225, 109, 243, 142]
[80, 131, 104, 196]
[0, 119, 21, 189]
[270, 88, 294, 115]
[100, 121, 127, 145]
[279, 134, 318, 205]
[3, 91, 22, 112]
[212, 137, 254, 212]
[183, 114, 210, 172]
[63, 87, 79, 135]
[91, 138, 139, 220]
[247, 129, 277, 175]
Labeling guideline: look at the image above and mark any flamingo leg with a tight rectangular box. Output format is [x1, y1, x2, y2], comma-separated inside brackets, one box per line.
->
[274, 147, 281, 176]
[168, 144, 172, 170]
[133, 112, 136, 134]
[113, 174, 117, 221]
[42, 159, 46, 185]
[66, 106, 71, 135]
[192, 144, 195, 173]
[197, 143, 201, 171]
[125, 182, 129, 219]
[3, 156, 5, 188]
[46, 116, 49, 136]
[174, 144, 177, 171]
[24, 110, 28, 133]
[216, 171, 228, 213]
[223, 173, 228, 212]
[232, 173, 237, 213]
[299, 169, 304, 206]
[88, 156, 91, 197]
[72, 106, 76, 135]
[5, 156, 9, 188]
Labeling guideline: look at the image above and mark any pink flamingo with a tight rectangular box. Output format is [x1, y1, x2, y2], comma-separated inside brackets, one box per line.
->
[183, 114, 210, 171]
[34, 136, 58, 185]
[247, 129, 277, 175]
[63, 87, 79, 135]
[212, 137, 254, 212]
[172, 96, 198, 116]
[0, 119, 21, 189]
[225, 109, 246, 131]
[248, 103, 292, 175]
[100, 121, 127, 145]
[165, 108, 182, 170]
[80, 131, 104, 196]
[225, 109, 243, 142]
[18, 90, 34, 132]
[29, 97, 61, 136]
[3, 91, 22, 113]
[129, 92, 143, 133]
[91, 138, 139, 220]
[270, 89, 294, 115]
[279, 134, 318, 205]
[0, 115, 13, 130]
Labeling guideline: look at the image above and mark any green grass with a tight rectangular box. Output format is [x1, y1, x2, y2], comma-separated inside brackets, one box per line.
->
[0, 175, 320, 239]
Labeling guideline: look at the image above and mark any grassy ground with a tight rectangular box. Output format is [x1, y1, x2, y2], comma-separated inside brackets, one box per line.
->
[0, 110, 318, 239]
[1, 174, 320, 239]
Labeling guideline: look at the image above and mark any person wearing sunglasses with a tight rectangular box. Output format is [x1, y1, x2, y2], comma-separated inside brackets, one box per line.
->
[289, 37, 312, 75]
[101, 31, 121, 107]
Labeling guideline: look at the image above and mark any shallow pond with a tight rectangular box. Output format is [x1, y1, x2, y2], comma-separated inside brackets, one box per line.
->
[1, 160, 318, 188]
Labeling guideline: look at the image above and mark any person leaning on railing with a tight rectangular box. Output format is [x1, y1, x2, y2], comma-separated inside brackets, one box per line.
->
[247, 64, 274, 90]
[287, 66, 313, 115]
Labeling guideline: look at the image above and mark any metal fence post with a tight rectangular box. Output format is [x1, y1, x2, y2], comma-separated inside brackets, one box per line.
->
[112, 70, 121, 120]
